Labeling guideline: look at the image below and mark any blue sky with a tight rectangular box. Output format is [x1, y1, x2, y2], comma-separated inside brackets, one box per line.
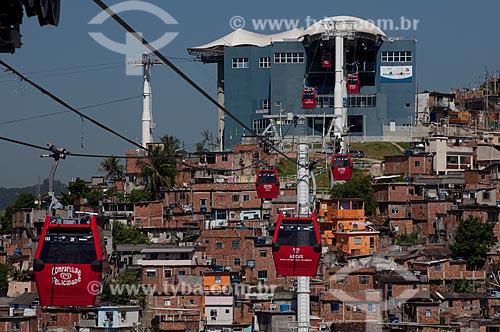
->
[0, 0, 498, 188]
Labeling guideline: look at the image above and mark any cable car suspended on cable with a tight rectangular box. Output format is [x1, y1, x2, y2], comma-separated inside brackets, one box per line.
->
[272, 212, 322, 277]
[302, 88, 317, 109]
[256, 167, 280, 199]
[346, 74, 360, 94]
[331, 153, 353, 181]
[321, 52, 332, 68]
[33, 214, 109, 306]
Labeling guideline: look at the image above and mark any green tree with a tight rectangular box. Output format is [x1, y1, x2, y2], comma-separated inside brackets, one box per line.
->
[395, 231, 419, 245]
[112, 222, 150, 246]
[330, 171, 378, 215]
[60, 178, 89, 206]
[141, 134, 180, 199]
[450, 279, 474, 293]
[99, 157, 124, 181]
[0, 207, 13, 235]
[101, 272, 146, 306]
[13, 193, 37, 208]
[0, 264, 8, 295]
[127, 189, 151, 203]
[449, 215, 495, 270]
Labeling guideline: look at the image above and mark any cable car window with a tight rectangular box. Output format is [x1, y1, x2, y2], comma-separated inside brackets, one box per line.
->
[40, 228, 96, 264]
[257, 172, 277, 184]
[333, 156, 351, 167]
[303, 92, 315, 99]
[276, 220, 317, 246]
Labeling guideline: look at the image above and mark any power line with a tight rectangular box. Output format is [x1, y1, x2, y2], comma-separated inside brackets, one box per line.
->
[0, 59, 149, 153]
[0, 64, 124, 84]
[0, 95, 142, 126]
[91, 0, 297, 166]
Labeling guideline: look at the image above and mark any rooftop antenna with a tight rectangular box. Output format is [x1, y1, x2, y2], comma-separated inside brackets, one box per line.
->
[40, 143, 67, 215]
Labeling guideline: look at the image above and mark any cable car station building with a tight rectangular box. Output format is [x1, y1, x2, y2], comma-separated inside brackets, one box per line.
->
[189, 16, 416, 149]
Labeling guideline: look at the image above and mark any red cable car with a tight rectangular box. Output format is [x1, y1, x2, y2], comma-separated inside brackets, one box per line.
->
[346, 74, 360, 93]
[302, 88, 317, 109]
[33, 215, 109, 306]
[331, 153, 353, 181]
[256, 167, 280, 199]
[272, 212, 322, 277]
[321, 52, 332, 68]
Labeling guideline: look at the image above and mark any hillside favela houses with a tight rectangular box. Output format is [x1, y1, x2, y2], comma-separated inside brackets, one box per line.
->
[3, 14, 500, 332]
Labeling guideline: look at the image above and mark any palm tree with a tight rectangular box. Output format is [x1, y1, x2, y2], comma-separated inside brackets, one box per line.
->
[99, 157, 124, 181]
[141, 134, 180, 199]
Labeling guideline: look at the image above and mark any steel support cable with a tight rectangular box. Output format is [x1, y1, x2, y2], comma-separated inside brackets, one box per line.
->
[0, 59, 149, 153]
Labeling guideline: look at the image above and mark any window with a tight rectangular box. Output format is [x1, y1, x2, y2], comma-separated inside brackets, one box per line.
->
[231, 240, 240, 249]
[368, 303, 377, 312]
[258, 270, 268, 279]
[149, 253, 158, 260]
[331, 302, 340, 312]
[359, 276, 369, 284]
[274, 52, 304, 63]
[164, 269, 172, 278]
[232, 195, 239, 202]
[40, 228, 97, 264]
[259, 57, 271, 68]
[234, 258, 241, 266]
[381, 51, 412, 62]
[215, 276, 222, 284]
[434, 264, 441, 271]
[354, 238, 362, 245]
[260, 250, 267, 257]
[243, 195, 250, 201]
[405, 103, 412, 108]
[178, 270, 186, 275]
[11, 322, 20, 331]
[337, 276, 346, 284]
[225, 309, 230, 314]
[415, 160, 420, 167]
[179, 192, 186, 200]
[146, 270, 156, 278]
[425, 309, 432, 317]
[190, 299, 194, 305]
[263, 100, 269, 110]
[484, 191, 491, 200]
[164, 299, 171, 306]
[216, 242, 223, 249]
[222, 154, 228, 162]
[210, 309, 217, 319]
[232, 57, 249, 68]
[347, 95, 377, 107]
[200, 198, 207, 206]
[391, 207, 399, 214]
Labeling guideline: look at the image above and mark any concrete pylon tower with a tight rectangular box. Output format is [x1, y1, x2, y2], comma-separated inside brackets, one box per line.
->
[134, 53, 164, 148]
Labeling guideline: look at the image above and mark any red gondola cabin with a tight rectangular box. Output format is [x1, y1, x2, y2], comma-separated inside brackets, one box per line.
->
[321, 52, 332, 68]
[256, 167, 280, 199]
[332, 153, 353, 181]
[272, 212, 322, 277]
[346, 74, 360, 93]
[302, 88, 317, 109]
[33, 215, 109, 306]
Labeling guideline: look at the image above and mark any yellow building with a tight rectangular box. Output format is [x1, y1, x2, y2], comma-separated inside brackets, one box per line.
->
[319, 198, 379, 256]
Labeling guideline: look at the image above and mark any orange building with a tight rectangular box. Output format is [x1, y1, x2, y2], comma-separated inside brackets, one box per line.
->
[319, 198, 379, 256]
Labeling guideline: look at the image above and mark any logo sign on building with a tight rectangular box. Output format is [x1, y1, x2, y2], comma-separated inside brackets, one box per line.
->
[380, 66, 413, 83]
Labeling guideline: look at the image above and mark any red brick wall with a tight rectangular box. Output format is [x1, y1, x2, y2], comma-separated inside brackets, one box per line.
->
[134, 201, 164, 228]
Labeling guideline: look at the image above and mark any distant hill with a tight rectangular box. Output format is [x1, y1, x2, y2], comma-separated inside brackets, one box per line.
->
[0, 179, 67, 211]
